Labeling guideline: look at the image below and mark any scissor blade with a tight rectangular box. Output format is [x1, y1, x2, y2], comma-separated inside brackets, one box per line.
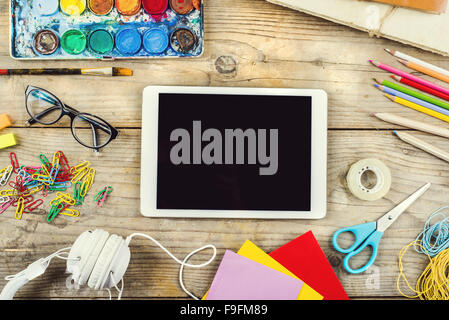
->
[377, 183, 430, 232]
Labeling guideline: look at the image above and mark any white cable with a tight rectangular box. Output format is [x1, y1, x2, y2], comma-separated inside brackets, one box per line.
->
[126, 233, 217, 300]
[4, 246, 73, 281]
[179, 245, 216, 300]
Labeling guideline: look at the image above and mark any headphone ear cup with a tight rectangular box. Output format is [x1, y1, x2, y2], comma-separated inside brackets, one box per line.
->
[88, 234, 124, 290]
[67, 229, 109, 286]
[78, 230, 109, 286]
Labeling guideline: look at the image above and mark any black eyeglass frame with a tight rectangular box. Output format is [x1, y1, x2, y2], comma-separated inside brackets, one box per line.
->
[25, 85, 119, 151]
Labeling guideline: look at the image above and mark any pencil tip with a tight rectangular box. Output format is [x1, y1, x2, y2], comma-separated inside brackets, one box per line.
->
[393, 130, 398, 136]
[385, 48, 391, 53]
[397, 59, 407, 65]
[369, 60, 380, 67]
[391, 75, 401, 81]
[373, 78, 381, 84]
[371, 113, 377, 116]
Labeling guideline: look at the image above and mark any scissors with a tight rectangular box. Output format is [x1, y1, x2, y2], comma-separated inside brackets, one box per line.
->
[332, 182, 430, 274]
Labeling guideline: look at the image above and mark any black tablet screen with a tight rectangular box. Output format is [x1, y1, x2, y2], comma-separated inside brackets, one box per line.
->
[156, 93, 312, 211]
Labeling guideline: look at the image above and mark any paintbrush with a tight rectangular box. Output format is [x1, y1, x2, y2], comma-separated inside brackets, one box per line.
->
[0, 67, 133, 76]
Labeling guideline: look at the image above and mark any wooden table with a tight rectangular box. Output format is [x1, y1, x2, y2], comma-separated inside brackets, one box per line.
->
[1, 0, 449, 300]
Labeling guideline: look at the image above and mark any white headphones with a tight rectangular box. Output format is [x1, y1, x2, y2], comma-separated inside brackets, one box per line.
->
[0, 229, 217, 300]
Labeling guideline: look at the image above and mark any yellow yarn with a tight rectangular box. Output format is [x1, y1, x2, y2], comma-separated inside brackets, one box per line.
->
[397, 240, 449, 300]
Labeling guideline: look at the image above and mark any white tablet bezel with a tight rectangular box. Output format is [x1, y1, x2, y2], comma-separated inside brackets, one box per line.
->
[141, 86, 327, 219]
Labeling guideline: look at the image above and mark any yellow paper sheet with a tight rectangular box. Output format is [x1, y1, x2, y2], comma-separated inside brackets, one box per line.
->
[203, 240, 323, 300]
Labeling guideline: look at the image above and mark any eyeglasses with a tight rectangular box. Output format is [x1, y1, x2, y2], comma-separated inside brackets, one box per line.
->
[25, 85, 119, 152]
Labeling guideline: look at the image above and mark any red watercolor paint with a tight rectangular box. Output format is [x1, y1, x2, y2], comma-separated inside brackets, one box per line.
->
[142, 0, 168, 21]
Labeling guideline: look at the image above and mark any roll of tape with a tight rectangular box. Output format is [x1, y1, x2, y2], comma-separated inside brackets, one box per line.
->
[346, 158, 392, 201]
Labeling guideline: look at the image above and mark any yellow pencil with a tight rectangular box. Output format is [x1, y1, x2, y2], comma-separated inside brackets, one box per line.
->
[385, 94, 449, 123]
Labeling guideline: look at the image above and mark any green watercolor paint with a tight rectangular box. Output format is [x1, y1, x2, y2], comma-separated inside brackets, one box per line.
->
[88, 29, 114, 54]
[61, 29, 87, 55]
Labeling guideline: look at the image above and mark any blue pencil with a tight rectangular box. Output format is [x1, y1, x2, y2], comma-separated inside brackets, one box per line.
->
[374, 84, 449, 117]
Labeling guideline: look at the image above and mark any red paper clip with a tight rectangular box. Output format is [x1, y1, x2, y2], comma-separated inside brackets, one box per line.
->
[56, 151, 71, 172]
[10, 152, 19, 174]
[24, 199, 43, 213]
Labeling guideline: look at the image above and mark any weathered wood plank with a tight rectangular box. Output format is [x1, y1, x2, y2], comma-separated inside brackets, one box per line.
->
[0, 128, 447, 298]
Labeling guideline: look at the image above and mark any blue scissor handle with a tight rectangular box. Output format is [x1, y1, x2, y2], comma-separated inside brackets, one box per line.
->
[342, 230, 384, 274]
[332, 221, 377, 254]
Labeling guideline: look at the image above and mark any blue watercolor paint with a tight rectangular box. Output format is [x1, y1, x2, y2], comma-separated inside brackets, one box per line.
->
[142, 28, 168, 54]
[34, 0, 59, 16]
[115, 28, 142, 55]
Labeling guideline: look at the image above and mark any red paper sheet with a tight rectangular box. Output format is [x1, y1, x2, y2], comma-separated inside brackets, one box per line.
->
[269, 231, 349, 300]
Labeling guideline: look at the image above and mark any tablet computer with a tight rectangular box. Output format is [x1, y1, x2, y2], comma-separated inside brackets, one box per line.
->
[141, 86, 327, 219]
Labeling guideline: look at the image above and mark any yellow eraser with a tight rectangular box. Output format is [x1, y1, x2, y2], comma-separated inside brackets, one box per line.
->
[0, 114, 12, 131]
[0, 133, 17, 149]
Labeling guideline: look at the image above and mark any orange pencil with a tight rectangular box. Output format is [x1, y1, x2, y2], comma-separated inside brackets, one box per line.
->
[398, 59, 449, 84]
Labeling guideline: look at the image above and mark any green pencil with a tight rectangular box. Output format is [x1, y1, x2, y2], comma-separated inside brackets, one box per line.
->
[373, 78, 449, 111]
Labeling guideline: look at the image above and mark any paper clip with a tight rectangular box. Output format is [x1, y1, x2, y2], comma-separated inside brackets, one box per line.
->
[56, 151, 71, 173]
[0, 189, 17, 197]
[22, 184, 43, 197]
[15, 197, 25, 220]
[0, 166, 13, 186]
[71, 160, 90, 174]
[50, 192, 75, 206]
[71, 166, 89, 184]
[49, 163, 60, 184]
[10, 152, 19, 173]
[24, 199, 43, 213]
[94, 186, 113, 207]
[52, 151, 61, 167]
[12, 195, 33, 207]
[47, 202, 69, 223]
[74, 182, 84, 205]
[0, 199, 13, 214]
[59, 208, 80, 218]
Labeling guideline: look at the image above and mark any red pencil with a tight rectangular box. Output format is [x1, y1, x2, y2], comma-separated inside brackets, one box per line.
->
[391, 75, 449, 102]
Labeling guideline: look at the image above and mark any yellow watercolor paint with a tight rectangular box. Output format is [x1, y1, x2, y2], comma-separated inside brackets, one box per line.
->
[60, 0, 87, 15]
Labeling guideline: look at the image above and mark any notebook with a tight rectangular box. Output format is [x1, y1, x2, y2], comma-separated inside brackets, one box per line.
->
[269, 231, 349, 300]
[206, 250, 304, 300]
[266, 0, 449, 57]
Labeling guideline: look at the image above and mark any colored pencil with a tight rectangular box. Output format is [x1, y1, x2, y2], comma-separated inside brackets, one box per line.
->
[373, 113, 449, 140]
[369, 60, 449, 97]
[0, 67, 133, 76]
[393, 131, 449, 163]
[397, 59, 449, 84]
[374, 84, 449, 116]
[391, 75, 449, 102]
[385, 94, 449, 123]
[374, 78, 449, 111]
[385, 49, 449, 78]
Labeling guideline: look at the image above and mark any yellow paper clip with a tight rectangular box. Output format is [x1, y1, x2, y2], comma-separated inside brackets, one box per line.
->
[59, 208, 80, 217]
[15, 197, 25, 220]
[0, 165, 13, 186]
[22, 185, 43, 197]
[71, 161, 90, 174]
[0, 189, 17, 197]
[52, 151, 61, 166]
[71, 166, 89, 184]
[50, 192, 75, 206]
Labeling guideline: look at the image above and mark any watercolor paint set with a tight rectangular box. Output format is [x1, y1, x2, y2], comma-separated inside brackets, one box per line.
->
[9, 0, 204, 60]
